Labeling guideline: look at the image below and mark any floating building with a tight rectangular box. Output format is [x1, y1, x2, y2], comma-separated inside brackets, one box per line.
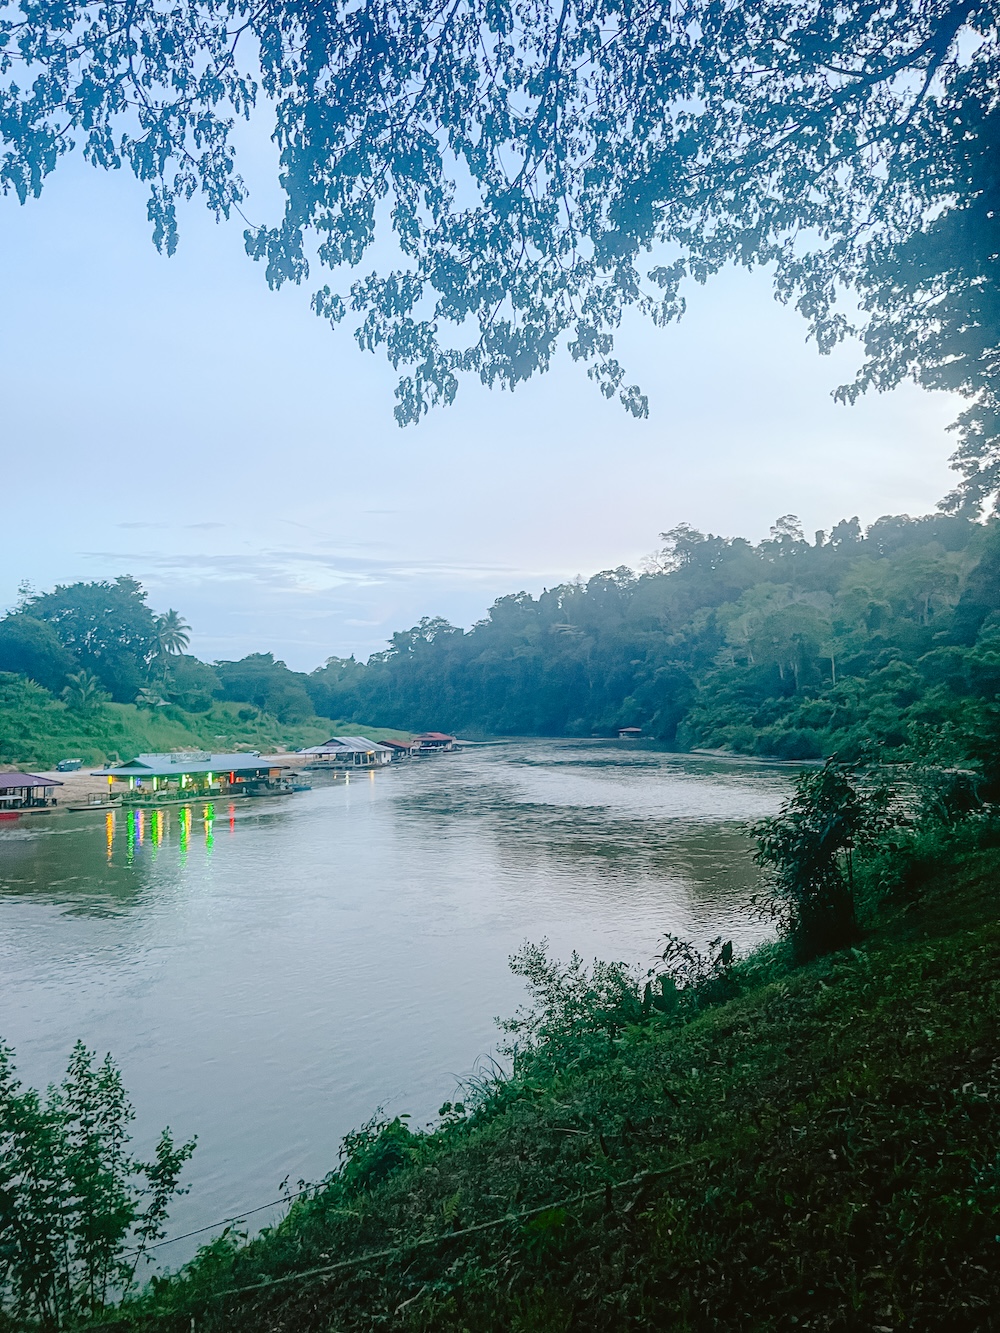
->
[299, 737, 395, 770]
[0, 772, 64, 814]
[411, 732, 458, 753]
[91, 752, 291, 803]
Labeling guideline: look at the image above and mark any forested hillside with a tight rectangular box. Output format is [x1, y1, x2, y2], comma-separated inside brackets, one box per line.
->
[308, 513, 1000, 762]
[0, 578, 341, 764]
[3, 512, 999, 768]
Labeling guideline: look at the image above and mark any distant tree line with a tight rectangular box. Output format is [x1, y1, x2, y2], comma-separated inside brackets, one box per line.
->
[2, 512, 999, 767]
[307, 513, 1000, 765]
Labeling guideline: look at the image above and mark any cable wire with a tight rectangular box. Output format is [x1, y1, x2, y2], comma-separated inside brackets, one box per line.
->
[86, 1153, 711, 1329]
[125, 1183, 318, 1255]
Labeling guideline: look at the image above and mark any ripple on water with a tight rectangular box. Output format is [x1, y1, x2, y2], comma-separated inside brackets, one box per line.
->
[0, 739, 792, 1265]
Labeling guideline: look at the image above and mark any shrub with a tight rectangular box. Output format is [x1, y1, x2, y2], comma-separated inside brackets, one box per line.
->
[751, 760, 901, 961]
[0, 1040, 195, 1328]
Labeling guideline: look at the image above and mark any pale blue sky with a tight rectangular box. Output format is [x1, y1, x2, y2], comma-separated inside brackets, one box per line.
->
[0, 138, 958, 671]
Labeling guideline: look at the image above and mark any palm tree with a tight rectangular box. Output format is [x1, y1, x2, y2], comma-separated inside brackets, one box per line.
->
[154, 609, 190, 657]
[62, 669, 107, 713]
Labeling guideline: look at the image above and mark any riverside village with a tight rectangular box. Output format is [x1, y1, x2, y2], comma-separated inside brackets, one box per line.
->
[0, 732, 459, 818]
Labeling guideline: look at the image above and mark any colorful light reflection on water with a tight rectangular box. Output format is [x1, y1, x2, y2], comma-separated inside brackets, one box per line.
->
[0, 741, 796, 1270]
[106, 804, 221, 866]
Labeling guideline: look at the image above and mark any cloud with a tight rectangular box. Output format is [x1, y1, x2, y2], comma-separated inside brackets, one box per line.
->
[80, 547, 522, 593]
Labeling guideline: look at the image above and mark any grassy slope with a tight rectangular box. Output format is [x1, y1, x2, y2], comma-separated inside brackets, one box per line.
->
[130, 845, 1000, 1333]
[0, 684, 411, 768]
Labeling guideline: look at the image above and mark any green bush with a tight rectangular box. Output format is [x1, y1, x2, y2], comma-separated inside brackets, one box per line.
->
[752, 760, 901, 961]
[0, 1041, 194, 1329]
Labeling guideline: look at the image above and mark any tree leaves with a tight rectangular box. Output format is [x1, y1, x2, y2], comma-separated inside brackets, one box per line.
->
[0, 1039, 195, 1325]
[1, 0, 995, 499]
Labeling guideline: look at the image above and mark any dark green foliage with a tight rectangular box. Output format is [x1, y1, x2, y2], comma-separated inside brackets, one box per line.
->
[305, 514, 1000, 765]
[212, 654, 316, 724]
[336, 1116, 418, 1197]
[0, 1, 996, 505]
[0, 671, 333, 768]
[0, 616, 75, 693]
[751, 761, 900, 961]
[159, 655, 220, 714]
[152, 612, 191, 660]
[0, 1041, 194, 1329]
[4, 518, 999, 766]
[62, 668, 109, 715]
[112, 837, 1000, 1332]
[496, 935, 741, 1084]
[24, 578, 160, 703]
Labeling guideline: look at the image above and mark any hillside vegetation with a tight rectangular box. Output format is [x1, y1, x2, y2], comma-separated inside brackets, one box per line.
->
[103, 784, 1000, 1332]
[3, 513, 999, 768]
[0, 579, 402, 766]
[3, 525, 1000, 1329]
[310, 512, 1000, 762]
[0, 674, 336, 768]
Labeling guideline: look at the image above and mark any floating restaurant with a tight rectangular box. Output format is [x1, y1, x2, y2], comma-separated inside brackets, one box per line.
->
[299, 736, 395, 770]
[91, 752, 292, 804]
[0, 772, 64, 815]
[412, 732, 458, 753]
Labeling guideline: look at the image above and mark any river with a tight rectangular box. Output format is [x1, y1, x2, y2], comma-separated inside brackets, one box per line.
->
[0, 739, 791, 1266]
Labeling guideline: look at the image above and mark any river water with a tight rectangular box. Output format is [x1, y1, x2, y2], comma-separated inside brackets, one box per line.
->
[0, 740, 790, 1265]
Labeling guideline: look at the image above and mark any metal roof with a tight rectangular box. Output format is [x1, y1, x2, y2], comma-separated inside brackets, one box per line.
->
[91, 752, 285, 778]
[300, 736, 393, 755]
[0, 772, 64, 789]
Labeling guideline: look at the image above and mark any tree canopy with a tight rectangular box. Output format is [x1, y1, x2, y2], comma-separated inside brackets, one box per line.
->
[0, 0, 996, 506]
[23, 577, 160, 701]
[1, 515, 999, 764]
[303, 512, 1000, 760]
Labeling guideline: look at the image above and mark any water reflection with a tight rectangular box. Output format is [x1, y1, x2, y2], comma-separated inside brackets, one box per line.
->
[0, 740, 792, 1259]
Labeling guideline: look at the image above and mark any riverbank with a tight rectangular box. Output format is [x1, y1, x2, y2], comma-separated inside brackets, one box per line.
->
[27, 752, 314, 808]
[119, 824, 1000, 1332]
[0, 671, 412, 772]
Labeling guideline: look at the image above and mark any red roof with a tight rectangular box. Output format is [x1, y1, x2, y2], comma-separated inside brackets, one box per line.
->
[413, 732, 455, 741]
[0, 772, 63, 788]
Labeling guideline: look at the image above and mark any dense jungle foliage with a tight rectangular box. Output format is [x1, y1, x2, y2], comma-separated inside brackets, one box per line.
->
[309, 511, 1000, 764]
[3, 512, 1000, 769]
[0, 580, 385, 765]
[3, 554, 999, 1329]
[8, 760, 992, 1332]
